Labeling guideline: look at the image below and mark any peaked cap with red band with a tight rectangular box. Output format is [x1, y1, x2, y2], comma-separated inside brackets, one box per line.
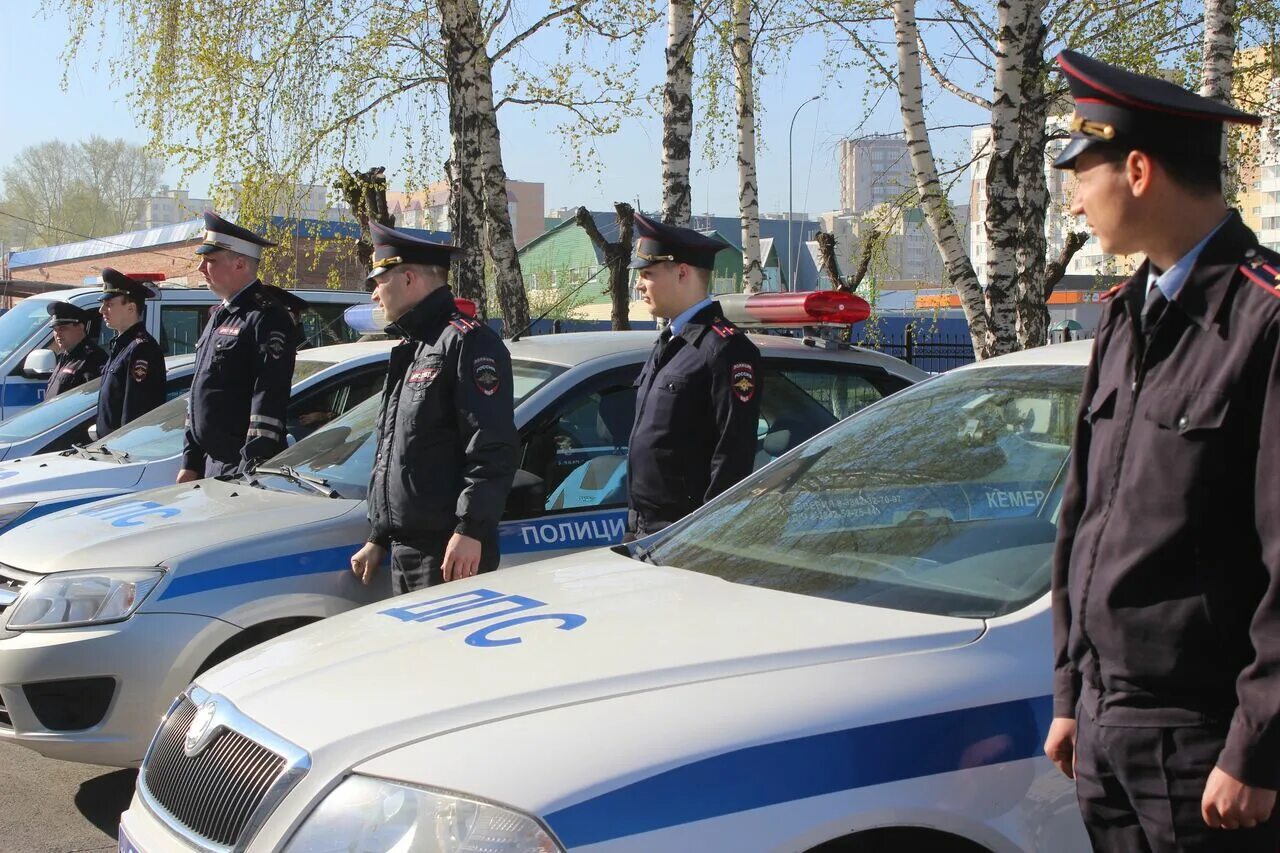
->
[628, 213, 731, 271]
[1053, 50, 1261, 170]
[367, 221, 465, 282]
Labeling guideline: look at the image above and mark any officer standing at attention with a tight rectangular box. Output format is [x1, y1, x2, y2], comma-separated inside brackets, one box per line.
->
[178, 212, 298, 481]
[350, 223, 518, 593]
[44, 302, 106, 398]
[625, 214, 762, 539]
[96, 268, 166, 436]
[1044, 51, 1280, 850]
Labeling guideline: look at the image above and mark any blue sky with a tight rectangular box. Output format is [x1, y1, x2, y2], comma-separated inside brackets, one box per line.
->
[2, 0, 983, 221]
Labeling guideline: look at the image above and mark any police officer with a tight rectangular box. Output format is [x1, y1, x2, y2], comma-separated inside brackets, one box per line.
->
[625, 214, 762, 539]
[350, 223, 518, 593]
[96, 268, 166, 436]
[178, 212, 298, 481]
[44, 302, 106, 399]
[1044, 51, 1280, 851]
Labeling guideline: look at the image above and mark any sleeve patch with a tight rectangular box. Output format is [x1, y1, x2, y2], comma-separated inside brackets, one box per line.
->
[473, 356, 500, 396]
[131, 360, 149, 382]
[731, 362, 756, 402]
[265, 330, 288, 359]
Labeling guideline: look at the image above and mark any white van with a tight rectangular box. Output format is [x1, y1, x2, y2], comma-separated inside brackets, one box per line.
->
[0, 285, 367, 419]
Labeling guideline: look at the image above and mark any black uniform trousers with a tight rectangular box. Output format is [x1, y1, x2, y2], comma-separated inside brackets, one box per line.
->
[389, 530, 500, 595]
[1076, 710, 1280, 852]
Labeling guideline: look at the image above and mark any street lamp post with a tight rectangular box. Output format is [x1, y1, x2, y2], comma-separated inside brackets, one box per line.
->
[787, 94, 820, 292]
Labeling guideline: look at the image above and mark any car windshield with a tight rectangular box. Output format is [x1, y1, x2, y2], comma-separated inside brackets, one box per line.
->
[91, 358, 333, 462]
[0, 298, 58, 366]
[0, 378, 101, 442]
[257, 356, 564, 498]
[642, 364, 1085, 619]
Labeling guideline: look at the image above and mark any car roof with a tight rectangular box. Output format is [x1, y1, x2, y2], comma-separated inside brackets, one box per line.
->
[952, 339, 1093, 371]
[297, 339, 397, 364]
[508, 330, 925, 377]
[162, 354, 198, 369]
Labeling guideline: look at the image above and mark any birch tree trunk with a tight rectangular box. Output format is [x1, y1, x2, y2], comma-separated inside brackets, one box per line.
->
[439, 0, 530, 335]
[662, 0, 695, 225]
[892, 0, 991, 357]
[1201, 0, 1237, 188]
[443, 20, 489, 312]
[732, 0, 763, 293]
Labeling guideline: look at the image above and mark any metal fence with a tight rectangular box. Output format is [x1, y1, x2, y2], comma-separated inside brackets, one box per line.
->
[856, 325, 976, 373]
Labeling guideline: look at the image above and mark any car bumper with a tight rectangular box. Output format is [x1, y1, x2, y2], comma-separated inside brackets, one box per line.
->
[0, 613, 235, 767]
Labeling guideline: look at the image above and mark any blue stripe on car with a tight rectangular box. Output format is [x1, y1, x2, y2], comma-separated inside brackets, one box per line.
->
[543, 694, 1054, 848]
[158, 544, 357, 600]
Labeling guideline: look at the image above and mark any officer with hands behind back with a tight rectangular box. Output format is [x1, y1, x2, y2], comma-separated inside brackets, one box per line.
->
[1043, 51, 1280, 851]
[96, 268, 166, 437]
[625, 214, 762, 539]
[177, 212, 298, 481]
[350, 223, 519, 593]
[44, 301, 106, 399]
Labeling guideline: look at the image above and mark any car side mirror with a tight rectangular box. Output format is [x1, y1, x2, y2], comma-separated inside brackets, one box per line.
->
[23, 349, 56, 380]
[87, 424, 99, 442]
[507, 469, 546, 517]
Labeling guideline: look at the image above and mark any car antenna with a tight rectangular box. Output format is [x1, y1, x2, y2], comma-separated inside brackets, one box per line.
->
[510, 264, 610, 343]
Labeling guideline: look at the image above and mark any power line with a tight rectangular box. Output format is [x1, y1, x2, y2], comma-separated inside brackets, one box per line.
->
[0, 209, 203, 266]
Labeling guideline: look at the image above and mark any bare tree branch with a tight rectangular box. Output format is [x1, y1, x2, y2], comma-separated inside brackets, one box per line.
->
[1044, 231, 1089, 296]
[491, 4, 581, 64]
[918, 33, 993, 108]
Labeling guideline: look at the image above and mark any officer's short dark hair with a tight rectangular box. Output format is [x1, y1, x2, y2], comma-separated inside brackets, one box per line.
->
[1088, 143, 1221, 196]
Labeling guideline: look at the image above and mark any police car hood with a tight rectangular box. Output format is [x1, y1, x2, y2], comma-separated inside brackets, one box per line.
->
[0, 480, 358, 573]
[0, 452, 145, 502]
[199, 549, 984, 756]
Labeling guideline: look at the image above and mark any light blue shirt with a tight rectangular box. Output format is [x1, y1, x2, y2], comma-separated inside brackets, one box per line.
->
[1146, 214, 1232, 301]
[669, 297, 714, 334]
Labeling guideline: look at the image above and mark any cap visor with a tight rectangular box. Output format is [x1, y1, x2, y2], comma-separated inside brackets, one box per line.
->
[1053, 137, 1096, 169]
[628, 257, 656, 270]
[194, 243, 219, 255]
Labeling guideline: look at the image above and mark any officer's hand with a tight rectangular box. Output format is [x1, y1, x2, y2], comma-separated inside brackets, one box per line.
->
[176, 468, 200, 484]
[1044, 717, 1077, 780]
[442, 533, 482, 582]
[1202, 766, 1277, 829]
[350, 542, 386, 586]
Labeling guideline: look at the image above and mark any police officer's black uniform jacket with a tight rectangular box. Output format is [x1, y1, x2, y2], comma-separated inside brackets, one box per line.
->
[46, 338, 107, 399]
[628, 302, 762, 532]
[182, 280, 298, 476]
[96, 322, 165, 436]
[366, 286, 519, 548]
[1052, 211, 1280, 790]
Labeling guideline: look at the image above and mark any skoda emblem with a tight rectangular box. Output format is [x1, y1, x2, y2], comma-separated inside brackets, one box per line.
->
[184, 700, 221, 758]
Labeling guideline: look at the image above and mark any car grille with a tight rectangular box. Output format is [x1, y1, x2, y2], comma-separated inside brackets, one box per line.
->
[141, 694, 297, 849]
[0, 566, 29, 620]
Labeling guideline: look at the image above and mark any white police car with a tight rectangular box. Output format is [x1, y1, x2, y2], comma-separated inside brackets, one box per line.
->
[0, 307, 922, 769]
[0, 354, 197, 462]
[117, 340, 1093, 853]
[0, 342, 393, 536]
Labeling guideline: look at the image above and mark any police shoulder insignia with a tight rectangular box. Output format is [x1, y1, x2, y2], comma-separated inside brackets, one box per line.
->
[473, 355, 500, 396]
[1240, 247, 1280, 298]
[710, 317, 737, 338]
[1099, 282, 1127, 302]
[131, 360, 149, 382]
[450, 314, 482, 334]
[731, 361, 756, 402]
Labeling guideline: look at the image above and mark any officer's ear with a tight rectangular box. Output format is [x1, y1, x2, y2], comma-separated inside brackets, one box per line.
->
[1125, 150, 1155, 198]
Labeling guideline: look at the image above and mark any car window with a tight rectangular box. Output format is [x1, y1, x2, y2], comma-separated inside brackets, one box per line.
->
[642, 365, 1084, 619]
[0, 300, 72, 368]
[159, 305, 211, 356]
[286, 367, 387, 441]
[264, 396, 382, 499]
[0, 379, 101, 442]
[778, 368, 885, 420]
[512, 359, 567, 405]
[298, 303, 362, 348]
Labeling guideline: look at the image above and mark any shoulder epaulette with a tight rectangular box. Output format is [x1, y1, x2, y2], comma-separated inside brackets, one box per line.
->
[1241, 247, 1280, 298]
[449, 313, 483, 334]
[710, 317, 738, 338]
[1099, 282, 1127, 302]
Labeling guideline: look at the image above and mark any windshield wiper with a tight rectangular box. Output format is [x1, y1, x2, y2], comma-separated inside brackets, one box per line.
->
[70, 443, 129, 463]
[253, 465, 341, 499]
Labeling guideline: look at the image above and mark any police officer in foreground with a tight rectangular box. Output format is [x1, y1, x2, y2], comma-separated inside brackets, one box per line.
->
[44, 302, 106, 399]
[96, 268, 166, 436]
[1044, 51, 1280, 850]
[625, 214, 762, 539]
[178, 212, 298, 481]
[350, 223, 518, 593]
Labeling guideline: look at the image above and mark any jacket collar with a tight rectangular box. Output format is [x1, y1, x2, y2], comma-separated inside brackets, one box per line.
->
[675, 300, 725, 345]
[390, 285, 457, 340]
[111, 321, 147, 350]
[225, 279, 263, 310]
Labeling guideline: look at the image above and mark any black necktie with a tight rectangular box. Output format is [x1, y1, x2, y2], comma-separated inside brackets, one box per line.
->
[1141, 285, 1167, 337]
[654, 326, 673, 361]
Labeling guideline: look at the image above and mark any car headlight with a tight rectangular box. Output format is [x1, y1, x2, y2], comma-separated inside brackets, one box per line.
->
[5, 568, 164, 630]
[284, 775, 564, 853]
[0, 501, 36, 532]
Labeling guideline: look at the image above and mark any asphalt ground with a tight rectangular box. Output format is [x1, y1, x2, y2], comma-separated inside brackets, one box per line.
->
[0, 740, 134, 852]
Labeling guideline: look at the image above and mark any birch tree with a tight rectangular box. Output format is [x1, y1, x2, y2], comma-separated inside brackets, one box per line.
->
[1201, 0, 1237, 188]
[732, 0, 765, 292]
[663, 0, 697, 225]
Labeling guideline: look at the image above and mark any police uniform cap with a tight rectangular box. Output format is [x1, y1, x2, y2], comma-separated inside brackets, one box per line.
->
[367, 221, 465, 281]
[1053, 50, 1261, 170]
[195, 211, 278, 259]
[98, 268, 157, 302]
[628, 214, 730, 271]
[46, 301, 96, 326]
